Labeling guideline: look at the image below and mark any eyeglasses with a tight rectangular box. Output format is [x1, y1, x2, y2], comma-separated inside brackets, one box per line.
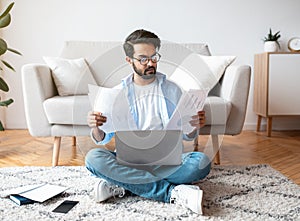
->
[132, 53, 161, 65]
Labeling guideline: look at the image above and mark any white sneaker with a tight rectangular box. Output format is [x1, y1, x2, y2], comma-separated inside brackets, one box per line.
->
[94, 179, 125, 202]
[170, 184, 203, 214]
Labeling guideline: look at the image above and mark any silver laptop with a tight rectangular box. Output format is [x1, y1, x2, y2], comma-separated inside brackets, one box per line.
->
[115, 130, 183, 166]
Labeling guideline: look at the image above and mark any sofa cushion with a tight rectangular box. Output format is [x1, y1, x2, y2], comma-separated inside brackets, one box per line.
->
[43, 95, 91, 125]
[169, 54, 236, 92]
[43, 57, 97, 96]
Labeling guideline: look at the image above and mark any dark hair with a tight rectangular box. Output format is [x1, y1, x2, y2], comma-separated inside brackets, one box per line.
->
[123, 29, 161, 58]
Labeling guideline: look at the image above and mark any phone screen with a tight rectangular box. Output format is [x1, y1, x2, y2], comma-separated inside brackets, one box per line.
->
[52, 200, 79, 213]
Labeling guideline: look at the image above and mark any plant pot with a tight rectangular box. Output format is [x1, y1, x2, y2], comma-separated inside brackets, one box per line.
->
[264, 41, 279, 52]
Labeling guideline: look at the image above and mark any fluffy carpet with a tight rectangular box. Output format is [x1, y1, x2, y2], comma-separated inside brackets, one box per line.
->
[0, 164, 299, 221]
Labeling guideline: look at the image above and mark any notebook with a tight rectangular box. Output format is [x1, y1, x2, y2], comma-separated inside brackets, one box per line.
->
[115, 130, 183, 166]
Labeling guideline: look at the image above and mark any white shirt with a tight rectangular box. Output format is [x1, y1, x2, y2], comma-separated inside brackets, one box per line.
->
[133, 78, 164, 130]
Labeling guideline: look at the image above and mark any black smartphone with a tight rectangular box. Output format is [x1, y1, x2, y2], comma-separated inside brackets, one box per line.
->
[52, 200, 79, 213]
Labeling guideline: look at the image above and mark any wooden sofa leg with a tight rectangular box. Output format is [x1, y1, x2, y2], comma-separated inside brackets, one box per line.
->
[52, 136, 61, 167]
[212, 135, 221, 165]
[193, 136, 199, 151]
[72, 136, 76, 146]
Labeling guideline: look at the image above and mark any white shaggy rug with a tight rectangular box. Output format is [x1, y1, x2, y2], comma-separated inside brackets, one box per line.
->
[0, 164, 299, 221]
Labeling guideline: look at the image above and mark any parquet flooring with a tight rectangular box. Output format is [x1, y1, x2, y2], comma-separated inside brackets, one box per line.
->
[0, 129, 299, 185]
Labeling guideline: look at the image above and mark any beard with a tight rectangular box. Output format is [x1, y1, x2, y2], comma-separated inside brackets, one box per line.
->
[133, 63, 156, 80]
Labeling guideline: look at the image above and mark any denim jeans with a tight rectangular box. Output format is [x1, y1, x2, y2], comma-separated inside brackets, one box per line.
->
[85, 148, 211, 203]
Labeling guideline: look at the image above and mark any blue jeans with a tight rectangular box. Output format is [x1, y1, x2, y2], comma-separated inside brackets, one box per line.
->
[85, 148, 211, 203]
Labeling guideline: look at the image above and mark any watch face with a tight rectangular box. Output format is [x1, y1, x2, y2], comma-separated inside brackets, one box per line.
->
[288, 37, 300, 52]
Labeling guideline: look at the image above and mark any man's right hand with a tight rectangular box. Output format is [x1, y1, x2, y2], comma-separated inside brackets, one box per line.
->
[87, 111, 107, 128]
[87, 111, 107, 142]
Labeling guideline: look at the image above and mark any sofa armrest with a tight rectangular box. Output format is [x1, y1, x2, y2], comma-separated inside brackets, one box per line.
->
[219, 65, 251, 134]
[21, 64, 57, 136]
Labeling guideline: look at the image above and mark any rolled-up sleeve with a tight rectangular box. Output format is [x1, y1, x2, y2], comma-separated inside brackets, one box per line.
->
[183, 132, 197, 141]
[90, 129, 115, 145]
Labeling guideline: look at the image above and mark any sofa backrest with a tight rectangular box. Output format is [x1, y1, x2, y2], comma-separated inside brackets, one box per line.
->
[60, 41, 211, 87]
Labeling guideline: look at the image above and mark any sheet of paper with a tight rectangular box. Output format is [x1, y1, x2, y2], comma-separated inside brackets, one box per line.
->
[1, 184, 45, 198]
[19, 184, 68, 203]
[88, 84, 137, 133]
[166, 89, 208, 133]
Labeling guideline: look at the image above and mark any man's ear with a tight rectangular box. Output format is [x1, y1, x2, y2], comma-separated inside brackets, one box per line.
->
[125, 56, 132, 65]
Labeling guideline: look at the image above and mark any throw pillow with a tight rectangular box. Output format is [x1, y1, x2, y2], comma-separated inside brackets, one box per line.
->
[169, 54, 236, 91]
[43, 57, 97, 96]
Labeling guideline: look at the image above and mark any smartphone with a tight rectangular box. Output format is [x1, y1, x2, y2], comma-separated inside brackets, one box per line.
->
[52, 200, 79, 213]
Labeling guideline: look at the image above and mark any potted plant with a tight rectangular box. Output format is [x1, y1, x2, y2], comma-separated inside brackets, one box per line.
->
[0, 2, 21, 130]
[263, 28, 281, 52]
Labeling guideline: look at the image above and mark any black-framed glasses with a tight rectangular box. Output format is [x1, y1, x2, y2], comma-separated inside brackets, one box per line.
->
[132, 53, 161, 65]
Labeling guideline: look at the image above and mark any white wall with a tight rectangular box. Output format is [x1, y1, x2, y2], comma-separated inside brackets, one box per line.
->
[1, 0, 300, 130]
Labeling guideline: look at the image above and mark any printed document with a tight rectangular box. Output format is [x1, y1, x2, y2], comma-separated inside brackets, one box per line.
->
[88, 84, 137, 133]
[89, 84, 207, 133]
[166, 89, 209, 133]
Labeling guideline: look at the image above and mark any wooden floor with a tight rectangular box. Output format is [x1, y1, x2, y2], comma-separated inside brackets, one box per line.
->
[0, 129, 299, 185]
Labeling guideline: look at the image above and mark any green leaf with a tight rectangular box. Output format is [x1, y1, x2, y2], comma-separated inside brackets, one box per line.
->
[0, 77, 9, 92]
[0, 38, 8, 55]
[263, 28, 281, 42]
[0, 2, 14, 20]
[1, 60, 15, 72]
[0, 13, 11, 28]
[269, 28, 272, 35]
[276, 41, 281, 49]
[0, 120, 4, 131]
[7, 48, 22, 56]
[0, 98, 14, 107]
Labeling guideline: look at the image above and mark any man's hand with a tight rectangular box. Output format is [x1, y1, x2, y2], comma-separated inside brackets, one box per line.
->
[87, 111, 107, 142]
[186, 111, 206, 139]
[87, 111, 107, 128]
[189, 110, 206, 129]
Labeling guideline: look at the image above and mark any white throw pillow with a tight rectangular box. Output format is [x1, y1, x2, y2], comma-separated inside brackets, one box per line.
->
[169, 54, 236, 91]
[43, 57, 97, 96]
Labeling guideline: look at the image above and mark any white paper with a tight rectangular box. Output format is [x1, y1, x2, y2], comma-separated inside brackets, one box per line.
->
[88, 84, 137, 133]
[1, 184, 45, 198]
[166, 89, 208, 133]
[19, 183, 68, 203]
[89, 85, 208, 134]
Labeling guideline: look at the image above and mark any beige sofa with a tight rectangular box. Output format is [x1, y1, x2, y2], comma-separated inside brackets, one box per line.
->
[21, 41, 251, 166]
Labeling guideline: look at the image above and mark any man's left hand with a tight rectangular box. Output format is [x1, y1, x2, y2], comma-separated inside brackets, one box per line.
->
[190, 110, 206, 129]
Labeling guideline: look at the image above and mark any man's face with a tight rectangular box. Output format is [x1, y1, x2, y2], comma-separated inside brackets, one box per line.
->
[130, 43, 158, 80]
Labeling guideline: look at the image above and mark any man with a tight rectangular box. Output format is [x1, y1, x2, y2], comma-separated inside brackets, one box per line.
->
[85, 29, 211, 214]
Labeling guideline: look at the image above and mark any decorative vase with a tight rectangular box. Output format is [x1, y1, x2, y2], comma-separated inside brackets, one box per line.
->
[264, 41, 279, 52]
